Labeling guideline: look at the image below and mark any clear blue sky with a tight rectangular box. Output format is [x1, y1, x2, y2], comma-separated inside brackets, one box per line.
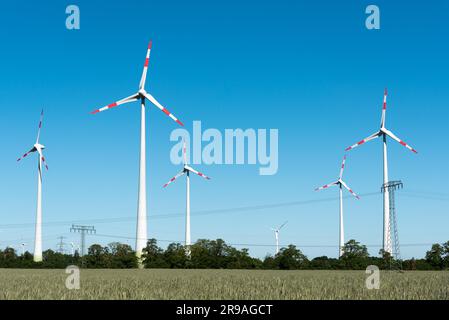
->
[0, 0, 448, 259]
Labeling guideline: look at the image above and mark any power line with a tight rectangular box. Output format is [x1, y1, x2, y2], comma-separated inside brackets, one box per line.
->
[89, 232, 439, 249]
[0, 190, 446, 249]
[1, 190, 446, 232]
[405, 190, 449, 198]
[0, 191, 381, 230]
[0, 190, 446, 232]
[2, 230, 440, 252]
[399, 192, 449, 202]
[0, 232, 72, 246]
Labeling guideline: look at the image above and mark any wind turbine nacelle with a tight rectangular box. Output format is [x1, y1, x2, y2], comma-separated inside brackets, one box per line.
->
[34, 143, 45, 150]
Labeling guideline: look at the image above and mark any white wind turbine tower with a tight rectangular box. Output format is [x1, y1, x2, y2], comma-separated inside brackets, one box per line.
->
[163, 141, 210, 256]
[315, 155, 359, 257]
[271, 221, 288, 255]
[345, 89, 417, 254]
[91, 41, 184, 262]
[17, 110, 49, 262]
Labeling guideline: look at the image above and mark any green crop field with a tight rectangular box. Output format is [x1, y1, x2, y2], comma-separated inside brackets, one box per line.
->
[0, 269, 448, 300]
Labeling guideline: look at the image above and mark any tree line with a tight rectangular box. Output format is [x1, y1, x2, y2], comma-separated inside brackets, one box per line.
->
[1, 239, 449, 270]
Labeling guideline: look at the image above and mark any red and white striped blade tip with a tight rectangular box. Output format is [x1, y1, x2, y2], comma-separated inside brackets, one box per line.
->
[17, 155, 27, 162]
[90, 102, 119, 114]
[345, 132, 380, 151]
[41, 157, 49, 170]
[400, 141, 418, 153]
[17, 150, 34, 162]
[197, 172, 210, 179]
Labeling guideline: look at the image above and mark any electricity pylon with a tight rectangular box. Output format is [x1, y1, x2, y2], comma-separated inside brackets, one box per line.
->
[381, 180, 403, 270]
[70, 225, 96, 256]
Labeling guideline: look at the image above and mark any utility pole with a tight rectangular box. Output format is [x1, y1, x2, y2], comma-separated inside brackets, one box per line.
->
[70, 225, 96, 256]
[57, 236, 66, 254]
[381, 180, 403, 270]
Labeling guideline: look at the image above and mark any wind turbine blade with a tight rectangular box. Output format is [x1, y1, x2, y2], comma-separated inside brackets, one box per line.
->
[37, 150, 49, 170]
[339, 155, 347, 179]
[36, 109, 44, 143]
[17, 147, 37, 162]
[162, 170, 186, 188]
[279, 221, 288, 230]
[383, 129, 418, 154]
[142, 92, 184, 126]
[90, 93, 139, 114]
[183, 139, 188, 165]
[345, 131, 381, 151]
[381, 88, 387, 127]
[139, 41, 152, 90]
[340, 180, 360, 199]
[315, 181, 338, 191]
[184, 165, 211, 180]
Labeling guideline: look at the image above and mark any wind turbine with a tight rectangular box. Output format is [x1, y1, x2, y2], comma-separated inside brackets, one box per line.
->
[20, 242, 27, 256]
[345, 89, 417, 254]
[90, 41, 184, 262]
[271, 221, 288, 255]
[17, 110, 49, 262]
[315, 155, 359, 257]
[162, 141, 210, 256]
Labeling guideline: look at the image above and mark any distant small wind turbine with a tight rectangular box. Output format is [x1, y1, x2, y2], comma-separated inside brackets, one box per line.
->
[271, 221, 288, 255]
[17, 110, 49, 262]
[20, 243, 27, 256]
[162, 140, 210, 256]
[315, 155, 359, 257]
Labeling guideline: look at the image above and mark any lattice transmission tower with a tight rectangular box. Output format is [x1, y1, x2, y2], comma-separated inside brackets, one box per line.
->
[381, 180, 403, 270]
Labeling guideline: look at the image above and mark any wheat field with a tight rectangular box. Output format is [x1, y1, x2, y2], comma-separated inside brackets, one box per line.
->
[0, 269, 448, 300]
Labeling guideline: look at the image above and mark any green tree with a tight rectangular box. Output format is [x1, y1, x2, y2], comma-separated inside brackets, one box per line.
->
[164, 243, 187, 268]
[274, 245, 308, 270]
[142, 239, 169, 268]
[0, 248, 19, 268]
[262, 255, 277, 269]
[42, 250, 71, 268]
[309, 256, 337, 270]
[225, 247, 262, 269]
[377, 249, 393, 269]
[85, 244, 111, 268]
[341, 240, 370, 269]
[108, 242, 137, 268]
[19, 251, 35, 268]
[442, 241, 449, 269]
[425, 243, 444, 270]
[142, 239, 168, 268]
[190, 239, 229, 268]
[402, 258, 417, 270]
